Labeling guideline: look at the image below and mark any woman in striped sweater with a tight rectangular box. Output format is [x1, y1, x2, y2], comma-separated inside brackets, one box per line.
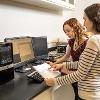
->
[45, 3, 100, 100]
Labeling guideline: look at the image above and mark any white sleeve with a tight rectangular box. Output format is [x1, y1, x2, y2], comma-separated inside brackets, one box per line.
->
[56, 36, 99, 85]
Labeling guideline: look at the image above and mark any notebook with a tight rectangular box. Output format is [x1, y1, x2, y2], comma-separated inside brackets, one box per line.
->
[32, 63, 60, 78]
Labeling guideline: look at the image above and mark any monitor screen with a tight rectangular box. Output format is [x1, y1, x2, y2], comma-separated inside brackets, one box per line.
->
[31, 36, 48, 57]
[4, 37, 35, 63]
[0, 43, 13, 66]
[18, 42, 34, 62]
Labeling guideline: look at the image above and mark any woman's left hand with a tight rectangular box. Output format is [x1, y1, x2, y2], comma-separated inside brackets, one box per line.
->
[44, 78, 55, 86]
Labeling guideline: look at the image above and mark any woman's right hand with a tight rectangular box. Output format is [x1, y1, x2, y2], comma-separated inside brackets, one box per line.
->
[49, 63, 63, 71]
[46, 61, 64, 71]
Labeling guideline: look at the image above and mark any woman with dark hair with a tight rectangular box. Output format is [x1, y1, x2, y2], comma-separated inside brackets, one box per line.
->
[45, 3, 100, 100]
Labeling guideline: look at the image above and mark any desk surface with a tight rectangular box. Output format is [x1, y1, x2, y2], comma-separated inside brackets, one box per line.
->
[0, 71, 48, 100]
[0, 52, 64, 100]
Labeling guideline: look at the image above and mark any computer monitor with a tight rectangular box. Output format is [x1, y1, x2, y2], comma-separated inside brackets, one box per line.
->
[0, 42, 13, 66]
[18, 41, 34, 62]
[31, 36, 48, 57]
[4, 37, 35, 63]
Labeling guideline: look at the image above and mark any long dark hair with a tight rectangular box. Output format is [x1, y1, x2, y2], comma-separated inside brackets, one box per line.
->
[84, 3, 100, 33]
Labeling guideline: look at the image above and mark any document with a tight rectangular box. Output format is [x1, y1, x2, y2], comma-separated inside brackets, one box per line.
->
[33, 63, 60, 78]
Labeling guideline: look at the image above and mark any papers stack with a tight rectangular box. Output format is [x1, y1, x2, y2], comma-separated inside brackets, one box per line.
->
[33, 63, 60, 78]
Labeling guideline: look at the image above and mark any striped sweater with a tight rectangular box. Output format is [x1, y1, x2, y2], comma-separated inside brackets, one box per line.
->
[55, 35, 100, 100]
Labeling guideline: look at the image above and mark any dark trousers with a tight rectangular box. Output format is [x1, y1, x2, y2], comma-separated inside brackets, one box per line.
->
[72, 82, 85, 100]
[72, 82, 78, 100]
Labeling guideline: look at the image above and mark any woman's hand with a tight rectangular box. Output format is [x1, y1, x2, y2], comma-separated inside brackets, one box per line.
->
[60, 67, 73, 74]
[46, 61, 54, 66]
[46, 61, 64, 71]
[44, 78, 55, 86]
[50, 63, 63, 71]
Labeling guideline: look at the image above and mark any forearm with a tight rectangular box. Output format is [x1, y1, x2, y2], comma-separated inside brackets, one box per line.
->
[66, 61, 78, 70]
[59, 61, 78, 70]
[55, 37, 99, 85]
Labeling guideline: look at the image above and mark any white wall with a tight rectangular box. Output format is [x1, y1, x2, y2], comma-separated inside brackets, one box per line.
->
[73, 0, 100, 24]
[0, 0, 71, 46]
[0, 0, 99, 46]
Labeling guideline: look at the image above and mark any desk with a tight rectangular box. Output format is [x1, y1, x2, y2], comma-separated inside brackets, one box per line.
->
[0, 61, 74, 100]
[0, 72, 48, 100]
[0, 71, 74, 100]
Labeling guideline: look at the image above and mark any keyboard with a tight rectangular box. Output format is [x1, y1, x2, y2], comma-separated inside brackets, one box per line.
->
[34, 60, 44, 64]
[36, 55, 54, 61]
[27, 71, 44, 83]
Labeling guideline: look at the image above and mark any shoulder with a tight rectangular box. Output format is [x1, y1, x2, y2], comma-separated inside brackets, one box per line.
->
[86, 35, 100, 50]
[88, 35, 99, 44]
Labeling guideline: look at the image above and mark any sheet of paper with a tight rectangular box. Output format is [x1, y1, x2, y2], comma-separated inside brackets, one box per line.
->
[33, 63, 60, 78]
